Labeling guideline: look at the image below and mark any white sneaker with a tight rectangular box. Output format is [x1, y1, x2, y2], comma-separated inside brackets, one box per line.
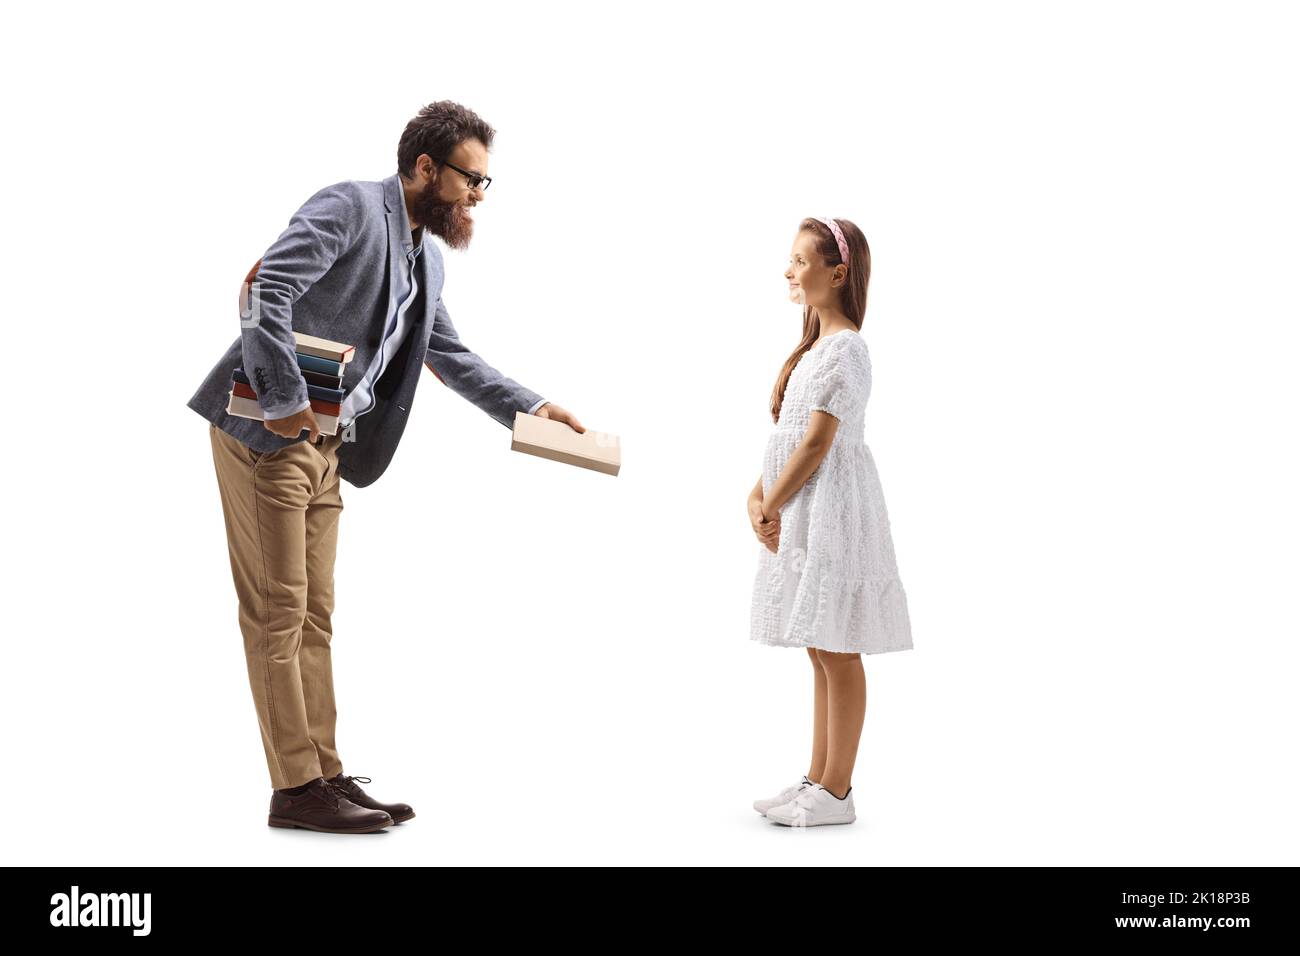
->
[765, 783, 856, 827]
[753, 775, 814, 816]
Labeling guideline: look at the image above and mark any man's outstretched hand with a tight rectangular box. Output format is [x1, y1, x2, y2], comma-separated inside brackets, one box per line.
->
[533, 402, 585, 433]
[265, 406, 321, 441]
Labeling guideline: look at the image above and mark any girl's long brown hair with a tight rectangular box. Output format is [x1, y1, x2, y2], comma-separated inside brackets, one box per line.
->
[769, 217, 872, 423]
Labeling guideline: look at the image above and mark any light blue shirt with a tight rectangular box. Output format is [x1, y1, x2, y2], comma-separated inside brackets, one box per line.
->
[279, 224, 548, 425]
[337, 225, 424, 426]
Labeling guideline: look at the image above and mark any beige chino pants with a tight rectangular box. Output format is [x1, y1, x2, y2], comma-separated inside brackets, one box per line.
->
[208, 421, 347, 790]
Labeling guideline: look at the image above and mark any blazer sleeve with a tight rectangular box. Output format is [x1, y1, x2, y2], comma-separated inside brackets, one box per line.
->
[239, 181, 364, 419]
[423, 292, 547, 429]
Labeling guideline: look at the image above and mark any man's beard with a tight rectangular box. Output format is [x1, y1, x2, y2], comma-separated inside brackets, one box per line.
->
[412, 179, 474, 249]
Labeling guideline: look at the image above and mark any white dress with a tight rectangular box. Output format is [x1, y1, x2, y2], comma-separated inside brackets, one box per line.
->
[750, 330, 914, 654]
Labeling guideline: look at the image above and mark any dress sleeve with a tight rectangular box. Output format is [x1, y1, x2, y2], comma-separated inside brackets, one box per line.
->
[808, 339, 871, 422]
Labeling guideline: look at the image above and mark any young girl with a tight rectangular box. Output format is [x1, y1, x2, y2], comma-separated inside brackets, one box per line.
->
[748, 216, 913, 827]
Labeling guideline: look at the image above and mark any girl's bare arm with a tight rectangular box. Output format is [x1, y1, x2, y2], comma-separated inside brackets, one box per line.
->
[760, 411, 839, 520]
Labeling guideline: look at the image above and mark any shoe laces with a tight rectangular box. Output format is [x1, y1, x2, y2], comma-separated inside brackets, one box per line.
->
[332, 774, 371, 793]
[314, 779, 354, 809]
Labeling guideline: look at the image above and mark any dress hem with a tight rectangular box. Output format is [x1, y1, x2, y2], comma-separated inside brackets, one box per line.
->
[749, 634, 914, 655]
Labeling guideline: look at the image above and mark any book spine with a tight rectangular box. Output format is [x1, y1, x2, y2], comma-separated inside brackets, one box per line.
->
[232, 368, 344, 403]
[231, 382, 340, 415]
[296, 352, 345, 376]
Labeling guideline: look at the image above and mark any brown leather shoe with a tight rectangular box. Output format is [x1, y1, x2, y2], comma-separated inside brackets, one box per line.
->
[268, 777, 394, 833]
[325, 773, 415, 823]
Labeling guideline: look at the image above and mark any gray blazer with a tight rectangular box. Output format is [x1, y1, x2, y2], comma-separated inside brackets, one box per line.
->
[187, 172, 545, 488]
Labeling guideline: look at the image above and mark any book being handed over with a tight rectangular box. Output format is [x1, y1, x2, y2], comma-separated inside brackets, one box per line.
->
[510, 411, 621, 477]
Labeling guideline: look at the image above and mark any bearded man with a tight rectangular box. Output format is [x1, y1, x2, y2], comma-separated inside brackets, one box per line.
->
[187, 100, 584, 833]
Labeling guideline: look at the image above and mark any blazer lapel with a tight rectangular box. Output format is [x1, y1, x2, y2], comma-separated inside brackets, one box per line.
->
[382, 173, 408, 313]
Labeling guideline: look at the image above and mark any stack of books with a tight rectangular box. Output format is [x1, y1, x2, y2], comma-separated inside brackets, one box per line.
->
[225, 332, 356, 435]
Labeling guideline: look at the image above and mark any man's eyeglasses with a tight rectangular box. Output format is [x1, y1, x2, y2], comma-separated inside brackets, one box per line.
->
[441, 160, 492, 192]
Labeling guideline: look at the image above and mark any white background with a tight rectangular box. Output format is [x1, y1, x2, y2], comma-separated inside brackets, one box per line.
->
[2, 0, 1296, 865]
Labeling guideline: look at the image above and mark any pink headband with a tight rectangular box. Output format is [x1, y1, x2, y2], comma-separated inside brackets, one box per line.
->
[817, 217, 850, 266]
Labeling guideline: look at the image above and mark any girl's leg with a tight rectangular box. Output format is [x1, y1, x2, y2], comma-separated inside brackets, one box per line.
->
[808, 648, 828, 783]
[815, 649, 866, 799]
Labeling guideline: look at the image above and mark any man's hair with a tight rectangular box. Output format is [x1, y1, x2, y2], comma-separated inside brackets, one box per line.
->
[397, 100, 495, 179]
